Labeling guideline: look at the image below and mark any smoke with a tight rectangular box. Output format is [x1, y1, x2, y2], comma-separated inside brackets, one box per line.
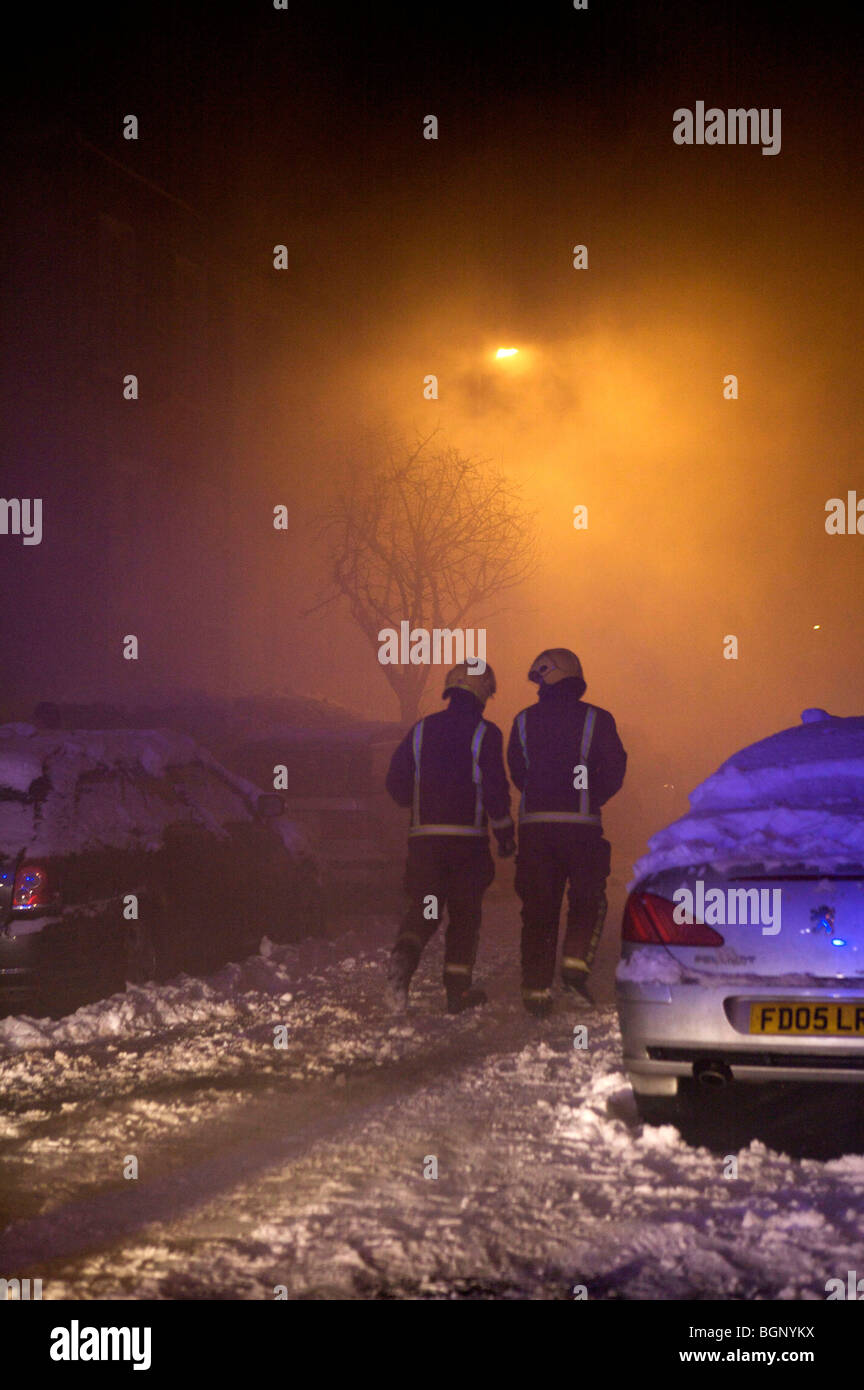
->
[3, 1, 861, 874]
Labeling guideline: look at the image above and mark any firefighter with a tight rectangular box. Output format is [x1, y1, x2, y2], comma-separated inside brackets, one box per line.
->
[384, 662, 515, 1013]
[508, 649, 626, 1017]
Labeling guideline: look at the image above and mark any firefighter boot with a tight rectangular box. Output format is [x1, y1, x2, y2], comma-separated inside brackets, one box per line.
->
[446, 984, 488, 1015]
[385, 940, 420, 1013]
[561, 973, 594, 1006]
[522, 987, 553, 1019]
[561, 965, 595, 1006]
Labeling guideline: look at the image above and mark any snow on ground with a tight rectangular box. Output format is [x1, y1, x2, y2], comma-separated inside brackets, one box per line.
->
[633, 711, 864, 881]
[1, 904, 864, 1299]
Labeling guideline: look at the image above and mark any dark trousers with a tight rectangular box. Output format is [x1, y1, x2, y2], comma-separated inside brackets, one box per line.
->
[514, 824, 611, 991]
[393, 836, 495, 988]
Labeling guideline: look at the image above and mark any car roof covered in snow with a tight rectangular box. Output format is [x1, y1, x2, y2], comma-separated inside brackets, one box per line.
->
[632, 711, 864, 883]
[0, 724, 278, 858]
[690, 710, 864, 812]
[0, 724, 204, 788]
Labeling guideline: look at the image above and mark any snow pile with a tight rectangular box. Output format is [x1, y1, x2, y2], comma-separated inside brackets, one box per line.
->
[0, 939, 297, 1054]
[0, 745, 45, 794]
[0, 723, 202, 786]
[632, 711, 864, 882]
[0, 724, 308, 859]
[616, 944, 685, 984]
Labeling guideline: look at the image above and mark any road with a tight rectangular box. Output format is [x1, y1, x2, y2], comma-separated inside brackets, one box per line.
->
[1, 896, 864, 1300]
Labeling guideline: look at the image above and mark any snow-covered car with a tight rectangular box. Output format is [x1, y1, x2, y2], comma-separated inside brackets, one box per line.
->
[617, 709, 864, 1124]
[0, 724, 323, 1014]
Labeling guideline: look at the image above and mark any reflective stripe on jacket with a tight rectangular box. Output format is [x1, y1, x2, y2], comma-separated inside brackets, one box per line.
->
[507, 678, 626, 827]
[386, 689, 513, 838]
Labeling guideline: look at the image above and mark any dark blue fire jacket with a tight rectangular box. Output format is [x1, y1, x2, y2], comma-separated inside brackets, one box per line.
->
[386, 689, 514, 843]
[507, 676, 627, 831]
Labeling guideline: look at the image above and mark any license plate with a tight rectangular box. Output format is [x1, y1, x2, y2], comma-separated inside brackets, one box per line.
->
[750, 1002, 864, 1035]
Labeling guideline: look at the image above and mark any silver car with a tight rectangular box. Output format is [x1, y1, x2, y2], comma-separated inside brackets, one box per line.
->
[617, 710, 864, 1124]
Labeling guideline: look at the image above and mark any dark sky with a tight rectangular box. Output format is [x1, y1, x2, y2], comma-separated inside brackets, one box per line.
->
[2, 1, 863, 867]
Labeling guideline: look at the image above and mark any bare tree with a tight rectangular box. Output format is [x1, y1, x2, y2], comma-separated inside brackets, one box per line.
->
[314, 431, 538, 723]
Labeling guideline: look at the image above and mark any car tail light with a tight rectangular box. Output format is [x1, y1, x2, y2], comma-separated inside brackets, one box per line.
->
[623, 891, 725, 946]
[12, 864, 52, 911]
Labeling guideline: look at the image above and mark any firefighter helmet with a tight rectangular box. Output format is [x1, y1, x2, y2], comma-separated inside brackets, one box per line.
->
[443, 662, 497, 705]
[527, 648, 583, 686]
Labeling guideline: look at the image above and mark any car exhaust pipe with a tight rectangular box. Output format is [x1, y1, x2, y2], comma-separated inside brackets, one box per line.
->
[693, 1059, 733, 1089]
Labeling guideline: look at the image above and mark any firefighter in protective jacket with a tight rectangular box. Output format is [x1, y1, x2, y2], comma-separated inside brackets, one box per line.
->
[385, 662, 515, 1013]
[507, 649, 626, 1017]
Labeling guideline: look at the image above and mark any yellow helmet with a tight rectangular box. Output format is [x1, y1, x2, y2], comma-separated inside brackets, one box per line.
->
[443, 662, 497, 705]
[528, 648, 583, 686]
